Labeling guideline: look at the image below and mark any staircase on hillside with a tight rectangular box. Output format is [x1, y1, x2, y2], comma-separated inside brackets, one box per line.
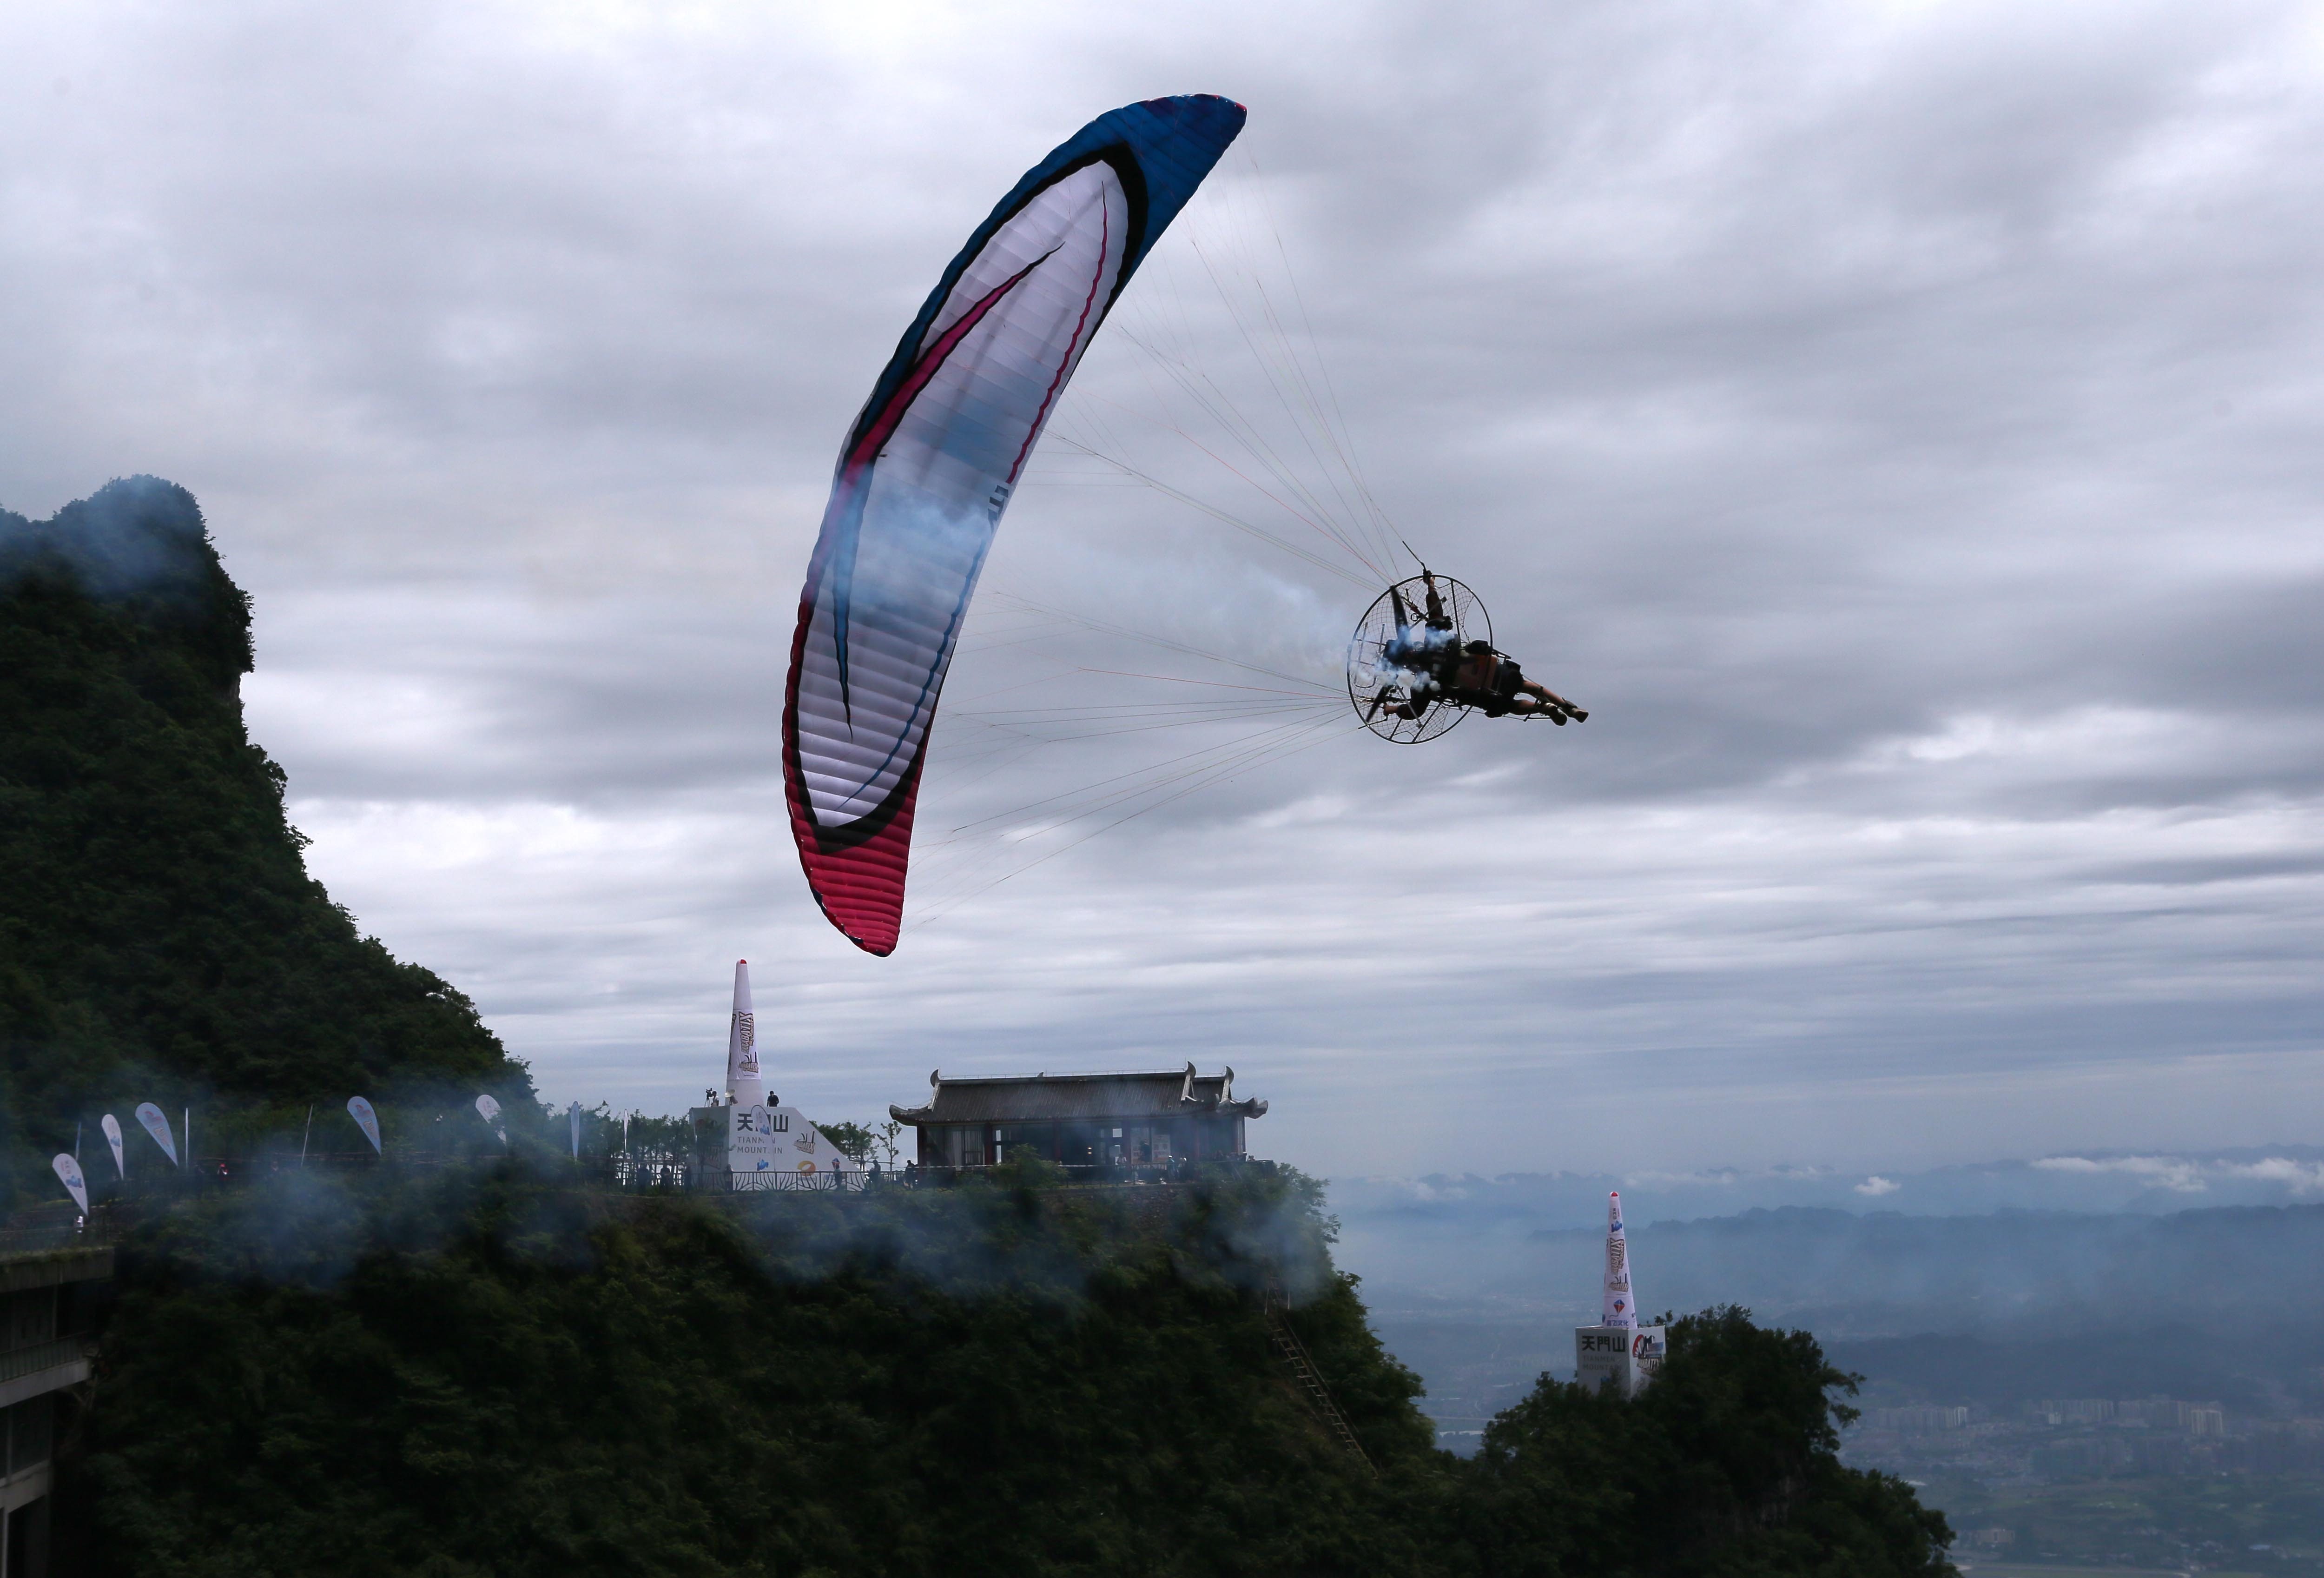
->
[1262, 1284, 1377, 1477]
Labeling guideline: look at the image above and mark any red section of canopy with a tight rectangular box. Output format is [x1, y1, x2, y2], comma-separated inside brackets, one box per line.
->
[780, 593, 918, 957]
[785, 789, 917, 957]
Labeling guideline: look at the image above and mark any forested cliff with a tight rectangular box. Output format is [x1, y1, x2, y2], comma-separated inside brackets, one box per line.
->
[0, 477, 526, 1203]
[4, 481, 1954, 1576]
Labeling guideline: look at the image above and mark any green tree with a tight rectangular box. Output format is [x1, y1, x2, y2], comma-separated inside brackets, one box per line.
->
[1460, 1306, 1955, 1578]
[72, 1160, 1450, 1578]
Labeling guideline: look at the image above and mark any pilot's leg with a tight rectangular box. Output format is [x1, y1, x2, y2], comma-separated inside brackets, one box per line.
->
[1527, 682, 1588, 723]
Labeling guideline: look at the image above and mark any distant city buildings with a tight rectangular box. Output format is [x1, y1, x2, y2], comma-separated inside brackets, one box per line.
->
[1844, 1390, 2268, 1493]
[1867, 1405, 1969, 1432]
[1842, 1389, 2324, 1569]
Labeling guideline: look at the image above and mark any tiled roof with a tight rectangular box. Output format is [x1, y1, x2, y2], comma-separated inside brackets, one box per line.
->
[891, 1064, 1266, 1125]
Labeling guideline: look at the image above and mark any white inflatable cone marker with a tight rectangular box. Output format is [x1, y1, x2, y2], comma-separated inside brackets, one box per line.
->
[725, 960, 763, 1107]
[53, 1154, 89, 1214]
[134, 1102, 178, 1167]
[1602, 1191, 1635, 1329]
[101, 1114, 125, 1180]
[347, 1097, 383, 1154]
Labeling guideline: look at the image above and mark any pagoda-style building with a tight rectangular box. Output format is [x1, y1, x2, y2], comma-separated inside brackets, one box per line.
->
[891, 1064, 1266, 1169]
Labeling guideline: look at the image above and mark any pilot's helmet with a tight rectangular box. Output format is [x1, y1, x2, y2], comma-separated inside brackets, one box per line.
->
[1464, 640, 1493, 655]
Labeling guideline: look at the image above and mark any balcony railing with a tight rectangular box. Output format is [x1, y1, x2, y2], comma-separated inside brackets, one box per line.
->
[905, 1157, 1274, 1187]
[0, 1336, 91, 1387]
[0, 1219, 114, 1260]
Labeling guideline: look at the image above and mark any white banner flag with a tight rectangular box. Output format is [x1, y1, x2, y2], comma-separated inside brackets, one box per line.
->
[568, 1101, 582, 1160]
[475, 1093, 506, 1147]
[101, 1114, 125, 1180]
[135, 1101, 178, 1167]
[53, 1154, 89, 1214]
[347, 1096, 383, 1154]
[1602, 1190, 1636, 1328]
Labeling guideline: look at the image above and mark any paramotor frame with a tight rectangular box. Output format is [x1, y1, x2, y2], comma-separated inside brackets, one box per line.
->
[1346, 573, 1491, 743]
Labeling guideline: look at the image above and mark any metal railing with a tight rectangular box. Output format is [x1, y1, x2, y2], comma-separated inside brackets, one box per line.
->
[905, 1158, 1274, 1187]
[609, 1152, 693, 1191]
[0, 1214, 114, 1260]
[0, 1336, 90, 1387]
[0, 1226, 87, 1259]
[723, 1170, 873, 1193]
[12, 1154, 1274, 1211]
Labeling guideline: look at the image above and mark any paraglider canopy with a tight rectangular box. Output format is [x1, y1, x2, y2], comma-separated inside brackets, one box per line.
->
[781, 94, 1247, 955]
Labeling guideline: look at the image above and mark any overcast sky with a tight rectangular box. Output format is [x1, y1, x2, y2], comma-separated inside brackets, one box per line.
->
[6, 0, 2324, 1184]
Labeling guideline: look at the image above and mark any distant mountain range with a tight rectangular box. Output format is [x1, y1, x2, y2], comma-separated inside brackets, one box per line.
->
[1335, 1158, 2324, 1339]
[1336, 1146, 2324, 1232]
[1340, 1167, 2324, 1420]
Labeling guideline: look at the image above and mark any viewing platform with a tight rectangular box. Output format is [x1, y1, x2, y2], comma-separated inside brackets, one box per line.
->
[2, 1205, 113, 1578]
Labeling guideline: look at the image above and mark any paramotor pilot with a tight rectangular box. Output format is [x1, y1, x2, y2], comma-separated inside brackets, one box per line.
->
[1374, 640, 1586, 726]
[1447, 641, 1585, 723]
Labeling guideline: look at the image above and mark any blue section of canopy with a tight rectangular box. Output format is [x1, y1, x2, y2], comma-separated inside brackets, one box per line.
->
[841, 95, 1246, 469]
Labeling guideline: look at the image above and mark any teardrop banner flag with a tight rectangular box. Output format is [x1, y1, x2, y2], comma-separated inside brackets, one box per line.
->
[101, 1114, 126, 1180]
[53, 1154, 89, 1214]
[347, 1097, 383, 1155]
[1602, 1191, 1635, 1329]
[475, 1094, 506, 1147]
[568, 1102, 582, 1160]
[135, 1102, 179, 1167]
